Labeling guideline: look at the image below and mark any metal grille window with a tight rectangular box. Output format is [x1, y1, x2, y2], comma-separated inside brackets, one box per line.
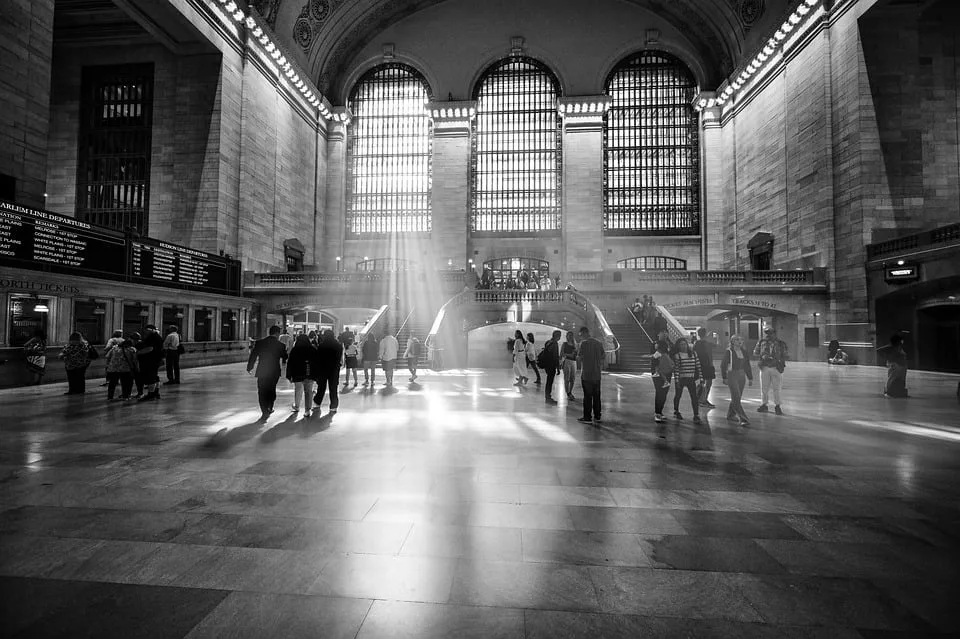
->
[471, 57, 561, 235]
[347, 64, 432, 236]
[617, 256, 687, 270]
[77, 64, 154, 234]
[604, 52, 699, 235]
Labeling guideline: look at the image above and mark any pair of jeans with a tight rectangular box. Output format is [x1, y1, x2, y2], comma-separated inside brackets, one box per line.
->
[314, 370, 340, 409]
[106, 372, 133, 399]
[544, 368, 557, 400]
[726, 371, 748, 420]
[165, 350, 180, 382]
[759, 366, 782, 406]
[294, 379, 315, 411]
[382, 359, 396, 385]
[562, 359, 577, 396]
[407, 357, 418, 377]
[257, 374, 280, 414]
[674, 378, 700, 416]
[66, 366, 88, 394]
[653, 376, 670, 415]
[527, 360, 542, 383]
[581, 379, 601, 419]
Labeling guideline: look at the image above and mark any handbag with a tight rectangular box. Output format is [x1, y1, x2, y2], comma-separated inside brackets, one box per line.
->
[177, 343, 185, 355]
[87, 345, 99, 360]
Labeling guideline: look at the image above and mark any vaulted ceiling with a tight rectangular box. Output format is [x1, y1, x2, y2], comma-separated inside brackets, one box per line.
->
[252, 0, 793, 98]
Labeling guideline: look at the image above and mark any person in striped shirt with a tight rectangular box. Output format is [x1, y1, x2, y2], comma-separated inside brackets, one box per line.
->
[672, 337, 703, 424]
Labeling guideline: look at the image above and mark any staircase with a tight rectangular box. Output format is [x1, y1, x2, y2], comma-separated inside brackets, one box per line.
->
[608, 313, 655, 373]
[395, 309, 432, 369]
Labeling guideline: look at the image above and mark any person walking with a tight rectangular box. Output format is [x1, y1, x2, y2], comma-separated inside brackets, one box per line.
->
[576, 326, 605, 424]
[361, 334, 379, 387]
[754, 326, 787, 415]
[342, 337, 359, 388]
[541, 330, 561, 404]
[512, 330, 528, 386]
[878, 334, 909, 397]
[560, 331, 578, 400]
[525, 333, 542, 384]
[672, 337, 703, 424]
[23, 329, 47, 386]
[137, 325, 165, 402]
[278, 328, 294, 353]
[721, 334, 754, 425]
[163, 325, 182, 385]
[404, 336, 421, 382]
[314, 329, 343, 411]
[286, 334, 317, 415]
[59, 332, 92, 395]
[378, 329, 399, 387]
[104, 337, 138, 400]
[651, 340, 673, 423]
[693, 328, 716, 407]
[247, 325, 288, 421]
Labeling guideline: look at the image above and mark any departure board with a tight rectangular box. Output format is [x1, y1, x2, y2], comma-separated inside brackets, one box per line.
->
[0, 200, 127, 278]
[0, 200, 241, 296]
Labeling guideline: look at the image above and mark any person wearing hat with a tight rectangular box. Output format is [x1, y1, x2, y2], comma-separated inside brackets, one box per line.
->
[753, 325, 788, 415]
[136, 324, 166, 401]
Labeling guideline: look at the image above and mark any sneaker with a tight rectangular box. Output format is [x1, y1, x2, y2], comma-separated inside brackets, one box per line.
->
[693, 416, 702, 425]
[701, 400, 716, 408]
[726, 415, 738, 422]
[738, 418, 750, 426]
[775, 405, 783, 416]
[673, 411, 683, 420]
[654, 414, 664, 423]
[593, 418, 602, 424]
[757, 405, 769, 413]
[545, 398, 558, 405]
[577, 417, 593, 424]
[292, 405, 300, 412]
[567, 393, 575, 400]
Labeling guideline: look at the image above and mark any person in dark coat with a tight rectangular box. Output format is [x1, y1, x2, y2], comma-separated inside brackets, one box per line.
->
[542, 330, 561, 404]
[286, 334, 317, 415]
[693, 327, 717, 407]
[313, 329, 344, 412]
[247, 325, 289, 421]
[136, 325, 165, 402]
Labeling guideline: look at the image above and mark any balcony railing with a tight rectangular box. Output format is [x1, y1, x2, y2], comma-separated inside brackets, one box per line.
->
[248, 270, 468, 288]
[866, 223, 960, 260]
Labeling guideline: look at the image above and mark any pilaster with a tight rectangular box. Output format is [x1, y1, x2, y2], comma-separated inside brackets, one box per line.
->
[427, 101, 475, 270]
[696, 92, 724, 269]
[322, 106, 351, 271]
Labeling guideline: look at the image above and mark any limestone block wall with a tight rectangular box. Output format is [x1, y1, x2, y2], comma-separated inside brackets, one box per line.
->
[0, 0, 54, 209]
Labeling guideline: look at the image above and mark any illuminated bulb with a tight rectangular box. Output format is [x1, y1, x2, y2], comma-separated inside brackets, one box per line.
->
[252, 27, 262, 37]
[225, 1, 236, 11]
[789, 13, 801, 24]
[233, 10, 244, 21]
[774, 30, 786, 41]
[763, 46, 774, 56]
[278, 56, 286, 65]
[806, 0, 817, 5]
[245, 16, 256, 28]
[782, 22, 794, 32]
[798, 4, 810, 14]
[259, 36, 269, 45]
[271, 49, 281, 59]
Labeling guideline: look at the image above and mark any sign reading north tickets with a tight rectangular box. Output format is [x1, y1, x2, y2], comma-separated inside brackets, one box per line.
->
[0, 200, 241, 296]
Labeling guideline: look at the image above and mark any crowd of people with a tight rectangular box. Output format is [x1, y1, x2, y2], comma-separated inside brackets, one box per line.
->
[477, 267, 564, 291]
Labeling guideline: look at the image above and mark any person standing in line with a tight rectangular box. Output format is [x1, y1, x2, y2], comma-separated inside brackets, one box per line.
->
[342, 337, 359, 388]
[404, 336, 421, 382]
[163, 325, 182, 385]
[361, 334, 379, 387]
[99, 330, 124, 387]
[721, 334, 753, 426]
[128, 333, 145, 397]
[525, 333, 542, 385]
[878, 333, 909, 397]
[378, 329, 399, 387]
[576, 326, 605, 424]
[137, 324, 165, 401]
[651, 340, 674, 424]
[512, 330, 528, 386]
[754, 326, 788, 415]
[104, 337, 138, 401]
[23, 329, 47, 386]
[672, 337, 703, 424]
[286, 334, 317, 415]
[541, 330, 561, 404]
[693, 328, 716, 408]
[314, 329, 343, 411]
[247, 325, 288, 421]
[59, 332, 92, 395]
[560, 331, 578, 400]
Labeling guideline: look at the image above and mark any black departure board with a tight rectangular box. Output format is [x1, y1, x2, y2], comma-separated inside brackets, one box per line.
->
[0, 200, 127, 278]
[0, 200, 241, 296]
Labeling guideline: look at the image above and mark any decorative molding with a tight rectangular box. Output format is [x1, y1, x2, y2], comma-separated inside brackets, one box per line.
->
[426, 100, 476, 137]
[558, 96, 611, 132]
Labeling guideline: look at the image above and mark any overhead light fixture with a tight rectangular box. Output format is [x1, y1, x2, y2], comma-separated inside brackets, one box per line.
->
[33, 301, 49, 313]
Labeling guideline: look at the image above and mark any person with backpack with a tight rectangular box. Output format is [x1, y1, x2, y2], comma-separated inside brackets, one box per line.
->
[525, 332, 542, 385]
[104, 338, 138, 401]
[672, 337, 703, 424]
[404, 336, 421, 382]
[651, 340, 674, 424]
[540, 330, 561, 404]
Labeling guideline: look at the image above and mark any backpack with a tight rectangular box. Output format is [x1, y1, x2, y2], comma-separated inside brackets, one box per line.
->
[656, 352, 674, 378]
[536, 346, 548, 369]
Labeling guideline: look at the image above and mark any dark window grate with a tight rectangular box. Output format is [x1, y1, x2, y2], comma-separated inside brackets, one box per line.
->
[603, 52, 699, 236]
[471, 57, 562, 234]
[616, 256, 688, 270]
[346, 64, 433, 236]
[76, 65, 154, 235]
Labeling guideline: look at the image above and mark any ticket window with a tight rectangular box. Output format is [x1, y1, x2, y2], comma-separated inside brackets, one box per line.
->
[8, 295, 51, 347]
[193, 309, 213, 342]
[74, 299, 107, 345]
[162, 306, 184, 334]
[123, 303, 150, 338]
[221, 310, 238, 341]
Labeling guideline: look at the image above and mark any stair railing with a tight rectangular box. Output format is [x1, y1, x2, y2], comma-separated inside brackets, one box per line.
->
[357, 305, 389, 343]
[626, 305, 655, 344]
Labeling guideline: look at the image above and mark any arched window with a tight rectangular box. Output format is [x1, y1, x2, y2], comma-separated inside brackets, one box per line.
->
[347, 64, 432, 236]
[604, 51, 699, 235]
[617, 256, 688, 270]
[482, 257, 550, 283]
[471, 57, 562, 235]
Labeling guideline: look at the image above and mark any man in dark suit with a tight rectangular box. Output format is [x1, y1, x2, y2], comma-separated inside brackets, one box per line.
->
[542, 330, 561, 405]
[247, 325, 288, 421]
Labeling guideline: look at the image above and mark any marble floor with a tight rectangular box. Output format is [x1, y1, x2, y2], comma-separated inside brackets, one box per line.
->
[1, 362, 959, 638]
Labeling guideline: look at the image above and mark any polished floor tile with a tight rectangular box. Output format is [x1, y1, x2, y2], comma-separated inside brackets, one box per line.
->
[1, 362, 958, 636]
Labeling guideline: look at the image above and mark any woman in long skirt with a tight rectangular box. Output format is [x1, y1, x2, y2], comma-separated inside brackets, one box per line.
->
[512, 330, 528, 385]
[878, 334, 908, 397]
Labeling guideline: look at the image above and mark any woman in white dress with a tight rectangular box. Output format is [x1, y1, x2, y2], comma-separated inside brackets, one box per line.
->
[512, 330, 528, 386]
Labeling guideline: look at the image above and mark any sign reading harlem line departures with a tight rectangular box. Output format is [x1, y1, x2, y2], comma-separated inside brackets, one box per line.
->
[0, 200, 241, 296]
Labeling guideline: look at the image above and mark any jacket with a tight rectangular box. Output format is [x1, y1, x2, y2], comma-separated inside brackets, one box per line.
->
[754, 338, 787, 371]
[361, 338, 379, 361]
[379, 334, 399, 361]
[247, 335, 288, 378]
[315, 338, 344, 375]
[720, 347, 753, 381]
[673, 351, 702, 380]
[692, 340, 715, 376]
[541, 339, 560, 371]
[286, 343, 316, 382]
[106, 345, 138, 374]
[60, 342, 90, 370]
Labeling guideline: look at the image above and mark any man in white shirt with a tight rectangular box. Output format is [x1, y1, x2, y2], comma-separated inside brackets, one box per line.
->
[378, 329, 399, 387]
[162, 325, 181, 385]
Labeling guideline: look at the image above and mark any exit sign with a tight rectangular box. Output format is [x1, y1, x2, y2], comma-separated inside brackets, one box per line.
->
[884, 264, 920, 283]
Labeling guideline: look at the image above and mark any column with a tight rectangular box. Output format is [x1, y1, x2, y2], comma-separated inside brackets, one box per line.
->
[559, 96, 611, 273]
[697, 92, 723, 270]
[322, 107, 351, 271]
[427, 101, 475, 270]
